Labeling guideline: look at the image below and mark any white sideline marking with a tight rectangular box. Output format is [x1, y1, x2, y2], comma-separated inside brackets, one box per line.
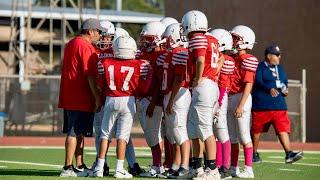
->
[278, 168, 301, 172]
[262, 160, 320, 167]
[268, 156, 319, 160]
[0, 160, 62, 168]
[0, 165, 7, 168]
[0, 146, 319, 154]
[86, 152, 152, 157]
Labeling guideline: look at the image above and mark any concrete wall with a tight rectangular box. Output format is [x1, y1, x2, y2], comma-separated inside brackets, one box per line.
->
[165, 0, 320, 142]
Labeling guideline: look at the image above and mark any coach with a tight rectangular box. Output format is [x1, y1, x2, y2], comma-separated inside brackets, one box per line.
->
[251, 45, 303, 164]
[58, 18, 106, 177]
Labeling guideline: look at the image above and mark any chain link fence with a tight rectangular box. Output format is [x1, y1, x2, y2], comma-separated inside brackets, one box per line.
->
[0, 71, 307, 142]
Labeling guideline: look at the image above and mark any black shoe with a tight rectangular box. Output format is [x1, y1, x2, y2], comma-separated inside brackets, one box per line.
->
[103, 163, 109, 176]
[128, 163, 145, 176]
[253, 152, 262, 163]
[285, 151, 303, 164]
[158, 168, 177, 178]
[218, 166, 232, 179]
[168, 167, 192, 179]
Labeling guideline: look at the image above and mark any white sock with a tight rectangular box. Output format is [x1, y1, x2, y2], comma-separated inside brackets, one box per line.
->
[116, 159, 125, 172]
[171, 163, 180, 171]
[181, 164, 189, 170]
[244, 165, 253, 173]
[95, 158, 105, 170]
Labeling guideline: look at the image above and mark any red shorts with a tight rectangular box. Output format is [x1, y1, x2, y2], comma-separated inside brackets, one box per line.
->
[251, 110, 291, 134]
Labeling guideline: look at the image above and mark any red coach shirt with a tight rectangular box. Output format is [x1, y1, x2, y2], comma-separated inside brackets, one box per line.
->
[58, 36, 96, 112]
[218, 54, 235, 89]
[158, 47, 190, 94]
[229, 53, 259, 94]
[188, 33, 220, 82]
[102, 58, 151, 97]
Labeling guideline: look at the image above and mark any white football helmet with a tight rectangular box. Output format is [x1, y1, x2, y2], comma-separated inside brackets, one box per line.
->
[181, 10, 208, 36]
[139, 21, 166, 52]
[160, 17, 179, 28]
[96, 20, 115, 50]
[209, 29, 233, 52]
[230, 25, 256, 50]
[112, 35, 137, 59]
[162, 23, 185, 49]
[114, 27, 130, 41]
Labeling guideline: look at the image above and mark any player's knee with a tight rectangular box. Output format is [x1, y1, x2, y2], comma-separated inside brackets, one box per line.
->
[216, 129, 230, 143]
[240, 133, 251, 145]
[173, 127, 188, 145]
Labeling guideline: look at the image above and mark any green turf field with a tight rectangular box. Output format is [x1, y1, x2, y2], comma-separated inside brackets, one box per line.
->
[0, 146, 319, 179]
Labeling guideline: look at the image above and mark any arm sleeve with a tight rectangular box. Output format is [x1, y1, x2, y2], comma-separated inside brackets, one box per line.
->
[137, 61, 153, 95]
[172, 51, 188, 75]
[80, 45, 96, 76]
[254, 66, 276, 92]
[188, 35, 207, 57]
[281, 65, 288, 86]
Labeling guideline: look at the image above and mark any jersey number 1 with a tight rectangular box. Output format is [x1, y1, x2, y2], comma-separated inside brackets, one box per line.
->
[108, 65, 134, 91]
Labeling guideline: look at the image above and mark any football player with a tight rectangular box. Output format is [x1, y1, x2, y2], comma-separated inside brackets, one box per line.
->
[91, 24, 144, 176]
[209, 28, 235, 179]
[227, 25, 258, 178]
[136, 21, 168, 177]
[159, 23, 192, 179]
[181, 10, 224, 179]
[92, 35, 152, 178]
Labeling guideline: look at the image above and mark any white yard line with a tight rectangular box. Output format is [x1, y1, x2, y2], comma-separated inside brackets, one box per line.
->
[262, 160, 320, 167]
[268, 156, 319, 160]
[278, 168, 301, 172]
[0, 165, 7, 168]
[0, 146, 319, 154]
[238, 158, 320, 167]
[0, 160, 62, 168]
[86, 152, 152, 157]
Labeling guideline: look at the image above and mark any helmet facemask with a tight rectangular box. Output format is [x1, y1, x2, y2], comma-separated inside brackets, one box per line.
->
[179, 26, 188, 42]
[96, 32, 114, 50]
[231, 33, 243, 49]
[139, 35, 163, 52]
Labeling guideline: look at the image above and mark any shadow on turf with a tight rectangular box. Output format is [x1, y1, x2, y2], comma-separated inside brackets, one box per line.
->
[0, 169, 60, 176]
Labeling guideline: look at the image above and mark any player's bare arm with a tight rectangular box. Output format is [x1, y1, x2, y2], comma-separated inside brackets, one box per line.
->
[235, 82, 253, 118]
[166, 74, 183, 115]
[216, 54, 225, 73]
[193, 56, 205, 87]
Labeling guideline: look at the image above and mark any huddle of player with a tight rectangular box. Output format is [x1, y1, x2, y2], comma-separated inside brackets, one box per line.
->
[89, 9, 258, 180]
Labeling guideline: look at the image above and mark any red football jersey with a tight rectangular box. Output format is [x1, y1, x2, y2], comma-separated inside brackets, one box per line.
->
[102, 58, 151, 97]
[58, 36, 96, 112]
[229, 53, 259, 94]
[137, 50, 167, 104]
[218, 54, 235, 89]
[137, 50, 167, 70]
[188, 33, 220, 82]
[158, 47, 190, 94]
